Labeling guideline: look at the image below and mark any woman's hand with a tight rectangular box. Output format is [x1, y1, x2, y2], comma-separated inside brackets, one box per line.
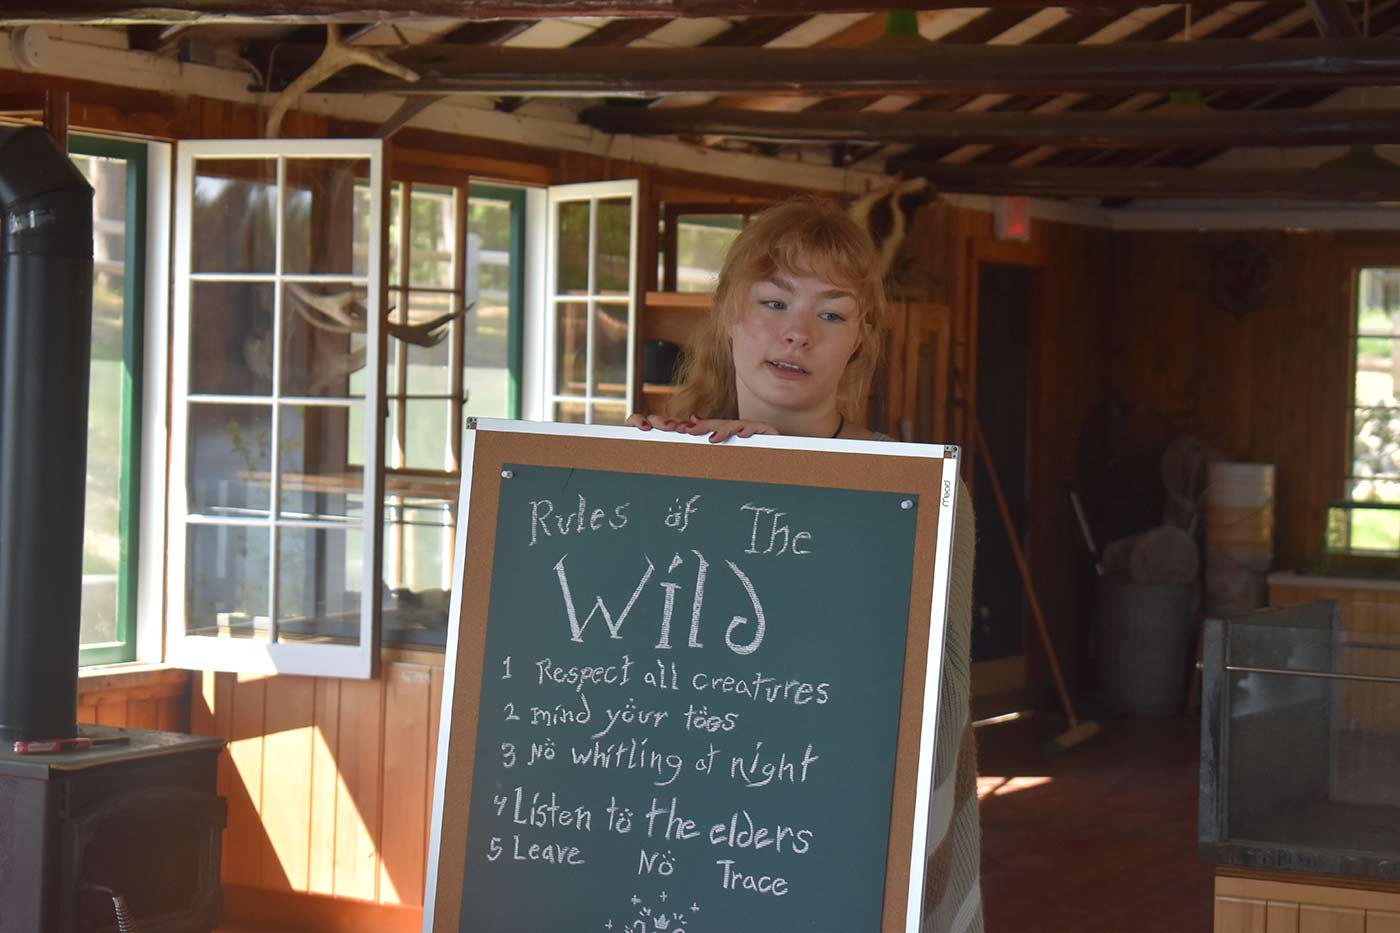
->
[624, 413, 779, 443]
[625, 413, 687, 432]
[682, 417, 779, 443]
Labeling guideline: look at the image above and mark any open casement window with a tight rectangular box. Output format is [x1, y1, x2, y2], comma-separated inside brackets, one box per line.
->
[167, 139, 385, 678]
[545, 180, 639, 425]
[72, 135, 147, 666]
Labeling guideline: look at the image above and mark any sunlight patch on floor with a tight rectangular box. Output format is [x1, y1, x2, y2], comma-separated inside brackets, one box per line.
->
[976, 775, 1053, 800]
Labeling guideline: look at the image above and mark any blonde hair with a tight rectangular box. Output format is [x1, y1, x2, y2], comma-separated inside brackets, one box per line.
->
[667, 195, 887, 422]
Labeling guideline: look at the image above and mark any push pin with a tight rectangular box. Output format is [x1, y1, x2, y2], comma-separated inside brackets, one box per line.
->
[900, 499, 914, 510]
[501, 469, 513, 479]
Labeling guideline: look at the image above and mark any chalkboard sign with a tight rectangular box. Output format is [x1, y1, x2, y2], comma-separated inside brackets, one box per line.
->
[425, 420, 959, 933]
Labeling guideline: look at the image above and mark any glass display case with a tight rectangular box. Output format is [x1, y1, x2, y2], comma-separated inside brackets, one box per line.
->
[1199, 600, 1400, 881]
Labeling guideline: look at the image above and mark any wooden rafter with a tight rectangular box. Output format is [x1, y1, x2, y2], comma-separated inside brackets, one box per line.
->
[5, 0, 1244, 25]
[580, 104, 1400, 148]
[256, 39, 1400, 96]
[895, 161, 1400, 200]
[1306, 0, 1361, 37]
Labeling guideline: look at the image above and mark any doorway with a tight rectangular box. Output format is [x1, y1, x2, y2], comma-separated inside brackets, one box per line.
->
[972, 260, 1037, 667]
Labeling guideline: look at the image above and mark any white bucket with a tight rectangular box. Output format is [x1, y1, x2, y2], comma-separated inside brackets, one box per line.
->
[1207, 462, 1275, 509]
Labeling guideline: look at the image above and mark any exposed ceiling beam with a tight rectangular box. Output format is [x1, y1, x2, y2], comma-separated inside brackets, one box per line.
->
[256, 38, 1400, 96]
[5, 0, 1244, 25]
[580, 104, 1400, 147]
[895, 161, 1400, 200]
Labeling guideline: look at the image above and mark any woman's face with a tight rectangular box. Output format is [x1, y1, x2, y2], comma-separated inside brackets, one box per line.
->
[730, 271, 863, 420]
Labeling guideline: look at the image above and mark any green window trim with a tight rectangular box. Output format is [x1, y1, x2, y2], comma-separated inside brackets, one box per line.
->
[72, 134, 146, 667]
[470, 183, 526, 419]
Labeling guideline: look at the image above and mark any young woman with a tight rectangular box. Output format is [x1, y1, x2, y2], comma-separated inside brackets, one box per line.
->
[628, 196, 985, 932]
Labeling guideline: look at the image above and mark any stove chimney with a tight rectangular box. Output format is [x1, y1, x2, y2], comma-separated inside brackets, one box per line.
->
[0, 125, 94, 742]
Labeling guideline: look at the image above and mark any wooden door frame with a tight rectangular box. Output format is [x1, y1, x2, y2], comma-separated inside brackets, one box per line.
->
[957, 237, 1047, 701]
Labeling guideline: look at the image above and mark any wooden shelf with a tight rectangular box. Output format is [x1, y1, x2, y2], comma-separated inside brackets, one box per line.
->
[643, 383, 679, 395]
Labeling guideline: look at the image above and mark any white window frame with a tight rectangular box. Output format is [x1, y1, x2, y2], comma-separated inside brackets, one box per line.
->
[166, 138, 384, 678]
[543, 180, 640, 423]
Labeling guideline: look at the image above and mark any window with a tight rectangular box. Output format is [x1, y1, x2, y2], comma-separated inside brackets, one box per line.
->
[545, 180, 639, 425]
[1342, 267, 1400, 554]
[378, 180, 526, 645]
[72, 135, 147, 666]
[167, 140, 385, 677]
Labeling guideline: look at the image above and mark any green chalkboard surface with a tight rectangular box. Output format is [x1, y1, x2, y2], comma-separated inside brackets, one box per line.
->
[455, 461, 918, 932]
[426, 422, 959, 933]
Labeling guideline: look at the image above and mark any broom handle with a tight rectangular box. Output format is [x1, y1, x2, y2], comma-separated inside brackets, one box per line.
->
[971, 414, 1080, 729]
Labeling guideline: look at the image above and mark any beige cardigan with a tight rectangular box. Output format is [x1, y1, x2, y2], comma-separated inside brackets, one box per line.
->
[922, 484, 984, 932]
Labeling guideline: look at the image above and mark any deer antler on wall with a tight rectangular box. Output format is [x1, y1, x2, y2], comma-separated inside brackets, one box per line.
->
[848, 177, 937, 283]
[265, 24, 421, 138]
[285, 283, 468, 347]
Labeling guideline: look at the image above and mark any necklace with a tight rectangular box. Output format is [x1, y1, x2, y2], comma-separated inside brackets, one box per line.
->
[831, 413, 845, 438]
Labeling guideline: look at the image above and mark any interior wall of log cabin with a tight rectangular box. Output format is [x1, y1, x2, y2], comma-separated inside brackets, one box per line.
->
[15, 58, 1378, 925]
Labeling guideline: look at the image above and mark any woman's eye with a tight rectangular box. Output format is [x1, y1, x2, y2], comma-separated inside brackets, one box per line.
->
[761, 299, 786, 311]
[819, 310, 847, 322]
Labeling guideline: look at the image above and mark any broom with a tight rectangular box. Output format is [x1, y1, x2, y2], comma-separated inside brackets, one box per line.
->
[972, 414, 1100, 752]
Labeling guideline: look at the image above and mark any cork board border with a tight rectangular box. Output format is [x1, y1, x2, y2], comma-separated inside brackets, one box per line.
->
[425, 422, 954, 933]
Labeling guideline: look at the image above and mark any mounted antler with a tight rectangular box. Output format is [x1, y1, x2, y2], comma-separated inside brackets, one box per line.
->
[286, 283, 468, 347]
[265, 24, 421, 138]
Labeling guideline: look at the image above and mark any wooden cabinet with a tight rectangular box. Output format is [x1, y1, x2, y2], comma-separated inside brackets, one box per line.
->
[1216, 875, 1400, 933]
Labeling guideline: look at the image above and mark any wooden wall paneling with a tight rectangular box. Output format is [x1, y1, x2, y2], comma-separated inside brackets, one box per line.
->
[309, 677, 343, 896]
[77, 702, 98, 724]
[1271, 901, 1303, 933]
[261, 675, 317, 892]
[334, 675, 385, 901]
[426, 665, 446, 874]
[1301, 905, 1367, 933]
[1367, 909, 1400, 932]
[126, 697, 159, 729]
[378, 663, 433, 906]
[1217, 896, 1269, 933]
[225, 673, 270, 889]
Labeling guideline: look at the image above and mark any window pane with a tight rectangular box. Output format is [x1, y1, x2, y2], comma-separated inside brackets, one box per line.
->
[677, 214, 741, 293]
[555, 301, 588, 396]
[1353, 405, 1400, 479]
[1357, 269, 1400, 335]
[1356, 335, 1398, 406]
[384, 499, 452, 648]
[80, 153, 129, 648]
[403, 398, 452, 470]
[191, 282, 275, 397]
[402, 289, 455, 395]
[556, 200, 590, 295]
[594, 302, 629, 399]
[188, 403, 273, 517]
[466, 196, 514, 418]
[409, 185, 456, 288]
[186, 523, 270, 637]
[1348, 478, 1400, 503]
[592, 402, 629, 425]
[281, 283, 369, 398]
[193, 158, 276, 274]
[276, 526, 362, 646]
[283, 157, 371, 276]
[388, 183, 403, 287]
[555, 400, 587, 423]
[279, 404, 365, 520]
[595, 197, 631, 295]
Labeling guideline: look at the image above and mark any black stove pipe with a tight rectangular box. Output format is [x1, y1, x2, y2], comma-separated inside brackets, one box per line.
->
[0, 125, 94, 743]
